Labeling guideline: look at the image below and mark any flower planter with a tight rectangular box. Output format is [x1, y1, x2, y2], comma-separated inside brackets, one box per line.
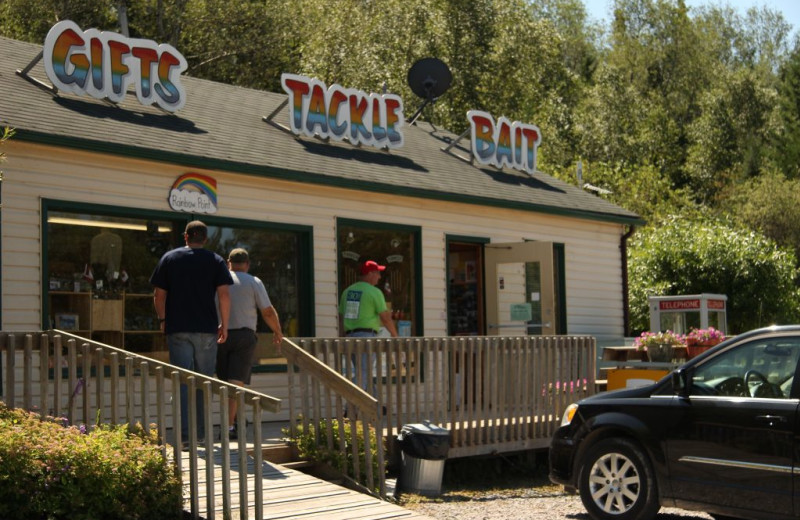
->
[686, 340, 722, 358]
[647, 343, 675, 362]
[687, 344, 713, 358]
[685, 328, 725, 359]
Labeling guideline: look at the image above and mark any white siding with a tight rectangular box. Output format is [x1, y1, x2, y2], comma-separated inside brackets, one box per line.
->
[3, 141, 628, 345]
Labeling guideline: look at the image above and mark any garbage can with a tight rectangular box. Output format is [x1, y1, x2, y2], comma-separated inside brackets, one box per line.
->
[397, 420, 450, 496]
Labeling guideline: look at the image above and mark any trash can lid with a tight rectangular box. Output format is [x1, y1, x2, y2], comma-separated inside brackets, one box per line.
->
[400, 420, 450, 436]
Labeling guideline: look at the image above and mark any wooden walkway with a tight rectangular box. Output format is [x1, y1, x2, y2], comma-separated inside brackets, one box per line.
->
[181, 443, 433, 520]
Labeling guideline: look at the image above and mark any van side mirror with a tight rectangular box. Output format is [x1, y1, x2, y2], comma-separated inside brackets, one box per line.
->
[672, 368, 690, 397]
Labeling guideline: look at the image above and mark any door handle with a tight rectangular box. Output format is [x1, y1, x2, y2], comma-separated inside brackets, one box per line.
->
[755, 414, 787, 425]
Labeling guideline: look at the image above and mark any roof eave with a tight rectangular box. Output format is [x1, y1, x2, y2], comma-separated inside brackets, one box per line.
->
[15, 129, 645, 227]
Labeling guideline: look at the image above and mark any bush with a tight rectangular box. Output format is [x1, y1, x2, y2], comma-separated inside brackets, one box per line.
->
[0, 402, 182, 520]
[284, 419, 383, 493]
[629, 216, 800, 334]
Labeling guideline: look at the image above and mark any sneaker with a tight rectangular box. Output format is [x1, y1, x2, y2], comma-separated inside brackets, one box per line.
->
[181, 437, 204, 451]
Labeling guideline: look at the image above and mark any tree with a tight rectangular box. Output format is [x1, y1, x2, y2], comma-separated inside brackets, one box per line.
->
[684, 67, 775, 202]
[528, 0, 601, 84]
[770, 45, 800, 179]
[557, 161, 697, 224]
[587, 0, 717, 186]
[628, 216, 800, 334]
[0, 0, 117, 41]
[725, 170, 800, 263]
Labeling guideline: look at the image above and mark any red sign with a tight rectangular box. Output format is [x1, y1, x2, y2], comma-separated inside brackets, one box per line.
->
[659, 299, 700, 310]
[708, 299, 726, 310]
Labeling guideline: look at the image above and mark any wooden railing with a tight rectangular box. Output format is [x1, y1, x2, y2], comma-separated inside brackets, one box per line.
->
[0, 330, 281, 520]
[282, 338, 386, 497]
[290, 335, 597, 460]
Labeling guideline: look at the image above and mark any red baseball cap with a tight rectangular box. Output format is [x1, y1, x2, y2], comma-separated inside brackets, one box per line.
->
[360, 260, 386, 275]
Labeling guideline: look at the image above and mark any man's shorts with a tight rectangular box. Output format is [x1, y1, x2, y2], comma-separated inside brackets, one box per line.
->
[216, 328, 257, 384]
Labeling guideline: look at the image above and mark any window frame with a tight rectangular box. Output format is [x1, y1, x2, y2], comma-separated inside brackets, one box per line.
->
[336, 218, 423, 335]
[41, 199, 315, 371]
[445, 235, 490, 336]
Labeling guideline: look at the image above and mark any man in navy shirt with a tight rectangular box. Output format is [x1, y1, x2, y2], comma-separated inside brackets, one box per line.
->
[150, 220, 233, 445]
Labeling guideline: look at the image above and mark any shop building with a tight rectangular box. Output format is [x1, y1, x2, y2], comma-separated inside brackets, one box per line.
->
[0, 34, 641, 402]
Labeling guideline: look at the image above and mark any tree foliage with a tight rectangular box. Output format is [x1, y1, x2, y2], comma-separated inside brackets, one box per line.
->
[0, 0, 116, 42]
[629, 217, 800, 334]
[770, 46, 800, 179]
[725, 170, 800, 262]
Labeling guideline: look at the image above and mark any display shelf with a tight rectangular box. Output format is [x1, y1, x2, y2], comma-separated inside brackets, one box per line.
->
[49, 290, 162, 353]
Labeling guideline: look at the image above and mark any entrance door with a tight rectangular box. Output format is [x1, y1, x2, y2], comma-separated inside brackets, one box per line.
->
[485, 241, 555, 335]
[447, 241, 485, 335]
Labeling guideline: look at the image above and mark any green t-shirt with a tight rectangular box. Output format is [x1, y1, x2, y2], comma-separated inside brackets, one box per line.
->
[339, 281, 387, 332]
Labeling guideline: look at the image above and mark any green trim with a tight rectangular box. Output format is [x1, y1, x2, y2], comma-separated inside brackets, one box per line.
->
[336, 218, 424, 335]
[337, 217, 423, 234]
[554, 243, 568, 334]
[445, 235, 491, 245]
[18, 130, 645, 227]
[445, 235, 490, 335]
[40, 203, 50, 329]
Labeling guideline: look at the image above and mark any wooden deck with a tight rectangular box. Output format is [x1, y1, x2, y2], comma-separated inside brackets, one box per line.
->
[2, 332, 597, 511]
[180, 443, 433, 520]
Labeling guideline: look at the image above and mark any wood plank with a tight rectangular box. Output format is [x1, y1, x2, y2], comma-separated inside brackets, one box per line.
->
[180, 444, 434, 520]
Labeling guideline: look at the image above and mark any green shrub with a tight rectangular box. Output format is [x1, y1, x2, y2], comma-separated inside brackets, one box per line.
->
[285, 419, 383, 492]
[629, 216, 800, 334]
[0, 402, 182, 520]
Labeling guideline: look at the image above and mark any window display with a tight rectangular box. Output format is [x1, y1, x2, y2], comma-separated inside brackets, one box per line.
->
[45, 206, 310, 365]
[337, 221, 419, 336]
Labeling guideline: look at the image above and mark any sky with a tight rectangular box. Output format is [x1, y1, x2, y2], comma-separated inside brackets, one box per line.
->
[582, 0, 800, 36]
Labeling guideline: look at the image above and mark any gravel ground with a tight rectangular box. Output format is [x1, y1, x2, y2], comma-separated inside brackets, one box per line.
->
[401, 488, 714, 520]
[397, 455, 713, 520]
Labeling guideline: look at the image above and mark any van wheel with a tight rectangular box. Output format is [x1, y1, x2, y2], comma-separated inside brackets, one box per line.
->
[578, 438, 660, 520]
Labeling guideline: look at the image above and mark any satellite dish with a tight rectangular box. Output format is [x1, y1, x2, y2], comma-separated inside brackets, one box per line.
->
[407, 58, 452, 124]
[408, 58, 452, 100]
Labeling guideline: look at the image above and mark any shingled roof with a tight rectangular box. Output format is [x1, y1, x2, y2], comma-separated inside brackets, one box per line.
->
[0, 36, 641, 225]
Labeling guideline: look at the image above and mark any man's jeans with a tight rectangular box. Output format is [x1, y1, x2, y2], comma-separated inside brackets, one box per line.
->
[168, 332, 217, 441]
[346, 330, 377, 393]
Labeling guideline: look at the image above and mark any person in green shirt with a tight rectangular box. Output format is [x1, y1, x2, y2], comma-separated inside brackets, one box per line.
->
[339, 260, 398, 391]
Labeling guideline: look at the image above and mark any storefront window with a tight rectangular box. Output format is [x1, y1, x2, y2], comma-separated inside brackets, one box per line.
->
[204, 223, 308, 367]
[337, 220, 421, 336]
[45, 204, 311, 367]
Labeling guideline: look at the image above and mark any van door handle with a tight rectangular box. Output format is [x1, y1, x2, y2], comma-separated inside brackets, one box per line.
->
[755, 415, 787, 425]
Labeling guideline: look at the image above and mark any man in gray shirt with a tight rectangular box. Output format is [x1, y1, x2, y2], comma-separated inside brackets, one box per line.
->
[217, 248, 284, 439]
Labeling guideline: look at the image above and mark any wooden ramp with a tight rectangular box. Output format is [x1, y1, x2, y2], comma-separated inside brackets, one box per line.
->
[181, 445, 433, 520]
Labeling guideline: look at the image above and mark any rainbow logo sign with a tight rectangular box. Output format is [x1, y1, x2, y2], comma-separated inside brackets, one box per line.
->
[168, 173, 217, 214]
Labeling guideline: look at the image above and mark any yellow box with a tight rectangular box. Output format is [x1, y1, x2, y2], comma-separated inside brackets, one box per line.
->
[607, 368, 669, 391]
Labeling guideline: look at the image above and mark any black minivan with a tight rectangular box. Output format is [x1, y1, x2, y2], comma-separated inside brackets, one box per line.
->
[549, 325, 800, 520]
